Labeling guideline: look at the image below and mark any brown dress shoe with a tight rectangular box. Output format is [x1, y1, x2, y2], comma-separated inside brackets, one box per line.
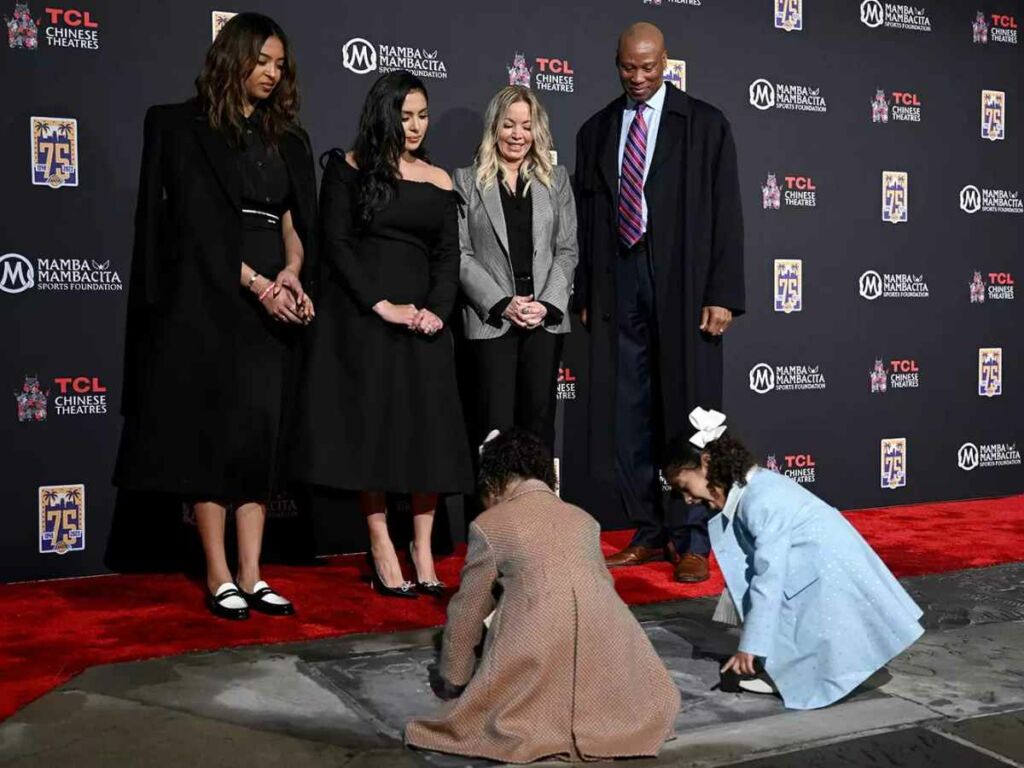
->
[674, 553, 710, 583]
[604, 545, 664, 567]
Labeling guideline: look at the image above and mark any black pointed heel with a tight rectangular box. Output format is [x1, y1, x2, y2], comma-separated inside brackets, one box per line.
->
[366, 552, 418, 599]
[408, 542, 447, 597]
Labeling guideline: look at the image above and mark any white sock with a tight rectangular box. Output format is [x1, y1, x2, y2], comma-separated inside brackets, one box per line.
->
[213, 582, 247, 610]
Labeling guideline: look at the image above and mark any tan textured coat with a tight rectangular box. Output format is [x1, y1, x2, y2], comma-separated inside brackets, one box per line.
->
[405, 480, 680, 763]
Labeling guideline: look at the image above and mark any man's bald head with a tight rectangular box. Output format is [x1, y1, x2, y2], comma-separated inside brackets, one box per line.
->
[617, 22, 666, 58]
[616, 22, 668, 103]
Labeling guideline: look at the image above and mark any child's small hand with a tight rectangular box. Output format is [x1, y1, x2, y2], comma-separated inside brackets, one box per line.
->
[722, 652, 757, 676]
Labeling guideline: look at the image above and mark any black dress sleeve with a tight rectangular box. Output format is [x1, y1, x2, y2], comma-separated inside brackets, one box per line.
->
[319, 153, 383, 312]
[424, 191, 461, 320]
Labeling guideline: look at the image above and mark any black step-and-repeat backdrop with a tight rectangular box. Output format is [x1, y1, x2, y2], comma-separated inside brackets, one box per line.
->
[2, 1, 1021, 582]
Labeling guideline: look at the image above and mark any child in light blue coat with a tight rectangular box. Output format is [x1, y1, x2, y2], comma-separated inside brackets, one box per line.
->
[663, 408, 924, 710]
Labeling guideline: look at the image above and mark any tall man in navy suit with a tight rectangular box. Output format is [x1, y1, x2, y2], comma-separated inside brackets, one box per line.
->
[573, 22, 745, 582]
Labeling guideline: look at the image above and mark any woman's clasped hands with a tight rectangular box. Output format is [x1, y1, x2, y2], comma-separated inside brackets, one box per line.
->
[374, 299, 444, 336]
[503, 294, 546, 329]
[256, 269, 315, 324]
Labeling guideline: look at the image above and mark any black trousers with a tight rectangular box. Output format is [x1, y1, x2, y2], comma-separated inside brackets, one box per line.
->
[467, 327, 564, 453]
[615, 239, 710, 555]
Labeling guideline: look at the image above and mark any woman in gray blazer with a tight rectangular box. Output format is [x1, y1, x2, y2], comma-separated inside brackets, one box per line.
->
[454, 85, 578, 451]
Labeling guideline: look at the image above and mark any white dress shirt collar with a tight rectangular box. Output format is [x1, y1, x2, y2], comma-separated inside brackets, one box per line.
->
[626, 81, 668, 114]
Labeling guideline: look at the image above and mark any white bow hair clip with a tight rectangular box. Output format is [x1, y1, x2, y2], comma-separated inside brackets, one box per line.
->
[688, 407, 727, 448]
[478, 429, 501, 457]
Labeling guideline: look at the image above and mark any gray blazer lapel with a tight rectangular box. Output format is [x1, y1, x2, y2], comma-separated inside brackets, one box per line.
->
[481, 181, 510, 256]
[530, 179, 552, 288]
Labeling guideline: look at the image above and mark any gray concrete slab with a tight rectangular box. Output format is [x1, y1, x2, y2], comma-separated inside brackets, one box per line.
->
[883, 621, 1024, 718]
[70, 648, 387, 749]
[310, 621, 853, 744]
[2, 564, 1023, 768]
[541, 696, 941, 768]
[938, 711, 1024, 764]
[312, 620, 917, 768]
[901, 562, 1024, 630]
[0, 691, 370, 768]
[722, 727, 1011, 768]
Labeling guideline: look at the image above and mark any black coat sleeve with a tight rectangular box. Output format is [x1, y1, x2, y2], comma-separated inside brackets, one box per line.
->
[131, 105, 167, 308]
[703, 118, 746, 316]
[121, 105, 167, 416]
[424, 192, 461, 320]
[571, 127, 591, 314]
[288, 127, 319, 296]
[319, 154, 383, 312]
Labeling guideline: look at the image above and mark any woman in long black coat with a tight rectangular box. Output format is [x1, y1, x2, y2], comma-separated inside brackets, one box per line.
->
[114, 13, 317, 620]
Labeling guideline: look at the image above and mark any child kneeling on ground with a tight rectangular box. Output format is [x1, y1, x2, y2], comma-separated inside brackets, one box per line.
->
[663, 408, 925, 710]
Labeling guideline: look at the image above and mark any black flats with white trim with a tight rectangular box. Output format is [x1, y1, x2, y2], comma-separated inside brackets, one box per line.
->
[207, 582, 249, 621]
[241, 580, 295, 616]
[206, 580, 295, 620]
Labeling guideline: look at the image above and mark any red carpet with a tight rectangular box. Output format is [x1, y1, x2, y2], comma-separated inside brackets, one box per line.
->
[2, 493, 1023, 720]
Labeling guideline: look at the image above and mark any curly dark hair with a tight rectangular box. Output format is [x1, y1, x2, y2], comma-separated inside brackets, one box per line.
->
[195, 12, 299, 148]
[477, 428, 557, 503]
[662, 432, 755, 496]
[352, 70, 429, 223]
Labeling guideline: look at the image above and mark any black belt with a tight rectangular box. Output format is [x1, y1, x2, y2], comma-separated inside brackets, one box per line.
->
[513, 274, 534, 296]
[241, 208, 282, 226]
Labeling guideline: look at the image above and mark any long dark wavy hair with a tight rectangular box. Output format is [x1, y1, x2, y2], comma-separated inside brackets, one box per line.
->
[352, 71, 429, 223]
[662, 432, 756, 496]
[195, 12, 299, 148]
[478, 428, 558, 503]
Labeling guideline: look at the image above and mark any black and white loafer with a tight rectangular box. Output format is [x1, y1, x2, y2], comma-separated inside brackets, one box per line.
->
[719, 658, 778, 696]
[241, 580, 295, 616]
[207, 582, 250, 621]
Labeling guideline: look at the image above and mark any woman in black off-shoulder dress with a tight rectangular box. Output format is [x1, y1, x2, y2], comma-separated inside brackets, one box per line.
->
[294, 71, 473, 598]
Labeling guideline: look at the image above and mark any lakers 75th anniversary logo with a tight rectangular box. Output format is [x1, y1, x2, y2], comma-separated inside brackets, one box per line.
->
[775, 0, 802, 30]
[880, 438, 907, 489]
[211, 11, 236, 40]
[981, 89, 1005, 141]
[30, 116, 78, 188]
[664, 59, 686, 91]
[882, 170, 908, 223]
[38, 484, 85, 554]
[978, 347, 1003, 397]
[774, 259, 802, 313]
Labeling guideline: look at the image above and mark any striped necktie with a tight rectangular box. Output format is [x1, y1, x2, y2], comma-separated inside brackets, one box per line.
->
[618, 102, 648, 247]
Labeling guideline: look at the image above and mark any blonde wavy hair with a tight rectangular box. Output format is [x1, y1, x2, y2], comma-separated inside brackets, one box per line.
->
[475, 85, 554, 191]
